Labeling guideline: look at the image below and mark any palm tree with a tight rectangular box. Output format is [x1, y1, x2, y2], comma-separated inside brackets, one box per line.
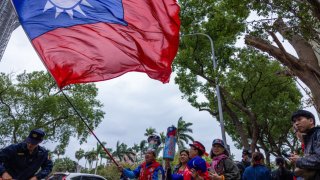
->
[144, 127, 157, 137]
[139, 140, 147, 160]
[112, 141, 125, 162]
[75, 148, 84, 173]
[121, 144, 136, 163]
[132, 143, 140, 163]
[103, 148, 113, 166]
[75, 148, 85, 164]
[94, 142, 106, 174]
[156, 132, 166, 156]
[176, 117, 194, 151]
[53, 145, 66, 160]
[84, 149, 97, 170]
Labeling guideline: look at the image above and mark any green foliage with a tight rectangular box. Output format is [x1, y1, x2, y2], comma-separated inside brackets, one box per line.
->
[53, 144, 66, 160]
[144, 127, 157, 137]
[53, 157, 77, 172]
[176, 117, 194, 151]
[0, 71, 104, 147]
[75, 148, 85, 163]
[112, 141, 135, 162]
[174, 0, 303, 159]
[241, 0, 319, 41]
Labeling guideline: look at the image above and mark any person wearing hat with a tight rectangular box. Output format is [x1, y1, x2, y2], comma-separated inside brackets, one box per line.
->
[209, 139, 240, 180]
[289, 109, 320, 179]
[188, 141, 209, 180]
[0, 129, 53, 180]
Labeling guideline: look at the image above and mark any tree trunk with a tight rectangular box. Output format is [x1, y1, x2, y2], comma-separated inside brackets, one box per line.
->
[265, 151, 271, 167]
[220, 87, 259, 151]
[223, 102, 250, 149]
[245, 30, 320, 112]
[94, 157, 99, 174]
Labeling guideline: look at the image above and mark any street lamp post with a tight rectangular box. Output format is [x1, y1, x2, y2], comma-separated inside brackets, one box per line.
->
[183, 33, 228, 148]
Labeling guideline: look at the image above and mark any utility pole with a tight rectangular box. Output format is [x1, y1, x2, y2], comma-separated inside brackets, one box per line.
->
[183, 33, 228, 150]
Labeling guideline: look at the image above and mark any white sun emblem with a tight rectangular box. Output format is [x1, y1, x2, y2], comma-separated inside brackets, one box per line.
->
[43, 0, 93, 19]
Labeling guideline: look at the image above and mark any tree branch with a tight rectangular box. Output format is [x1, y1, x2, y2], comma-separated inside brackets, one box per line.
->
[245, 34, 301, 69]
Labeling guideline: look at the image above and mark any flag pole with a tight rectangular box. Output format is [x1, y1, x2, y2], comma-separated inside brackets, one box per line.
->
[61, 90, 119, 167]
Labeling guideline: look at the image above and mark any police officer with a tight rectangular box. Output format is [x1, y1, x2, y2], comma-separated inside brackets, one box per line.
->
[0, 129, 53, 180]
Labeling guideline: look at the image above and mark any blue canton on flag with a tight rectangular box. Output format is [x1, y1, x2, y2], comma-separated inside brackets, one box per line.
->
[13, 0, 128, 39]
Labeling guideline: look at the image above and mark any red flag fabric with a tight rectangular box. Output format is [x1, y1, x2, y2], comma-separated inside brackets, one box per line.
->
[15, 0, 180, 88]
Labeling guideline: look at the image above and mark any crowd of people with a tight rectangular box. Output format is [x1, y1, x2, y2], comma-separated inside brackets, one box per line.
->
[0, 109, 319, 180]
[118, 109, 320, 180]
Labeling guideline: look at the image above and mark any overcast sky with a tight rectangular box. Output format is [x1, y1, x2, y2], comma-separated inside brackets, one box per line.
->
[1, 27, 242, 166]
[2, 26, 319, 167]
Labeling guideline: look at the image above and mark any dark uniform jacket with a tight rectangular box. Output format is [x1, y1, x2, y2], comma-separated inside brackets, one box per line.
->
[0, 142, 53, 180]
[296, 126, 320, 179]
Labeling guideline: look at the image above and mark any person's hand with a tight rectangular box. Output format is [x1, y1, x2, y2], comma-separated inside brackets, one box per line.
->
[118, 165, 124, 172]
[190, 168, 204, 180]
[289, 153, 300, 164]
[190, 168, 198, 178]
[29, 176, 37, 180]
[2, 172, 13, 180]
[209, 173, 223, 180]
[164, 159, 171, 169]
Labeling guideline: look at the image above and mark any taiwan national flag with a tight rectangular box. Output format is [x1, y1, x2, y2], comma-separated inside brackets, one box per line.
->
[12, 0, 180, 88]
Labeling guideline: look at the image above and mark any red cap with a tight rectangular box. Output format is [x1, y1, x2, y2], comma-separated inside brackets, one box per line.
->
[189, 141, 208, 156]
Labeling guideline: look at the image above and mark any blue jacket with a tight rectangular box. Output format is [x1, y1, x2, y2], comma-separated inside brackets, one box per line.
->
[242, 164, 271, 180]
[0, 142, 53, 179]
[123, 161, 165, 180]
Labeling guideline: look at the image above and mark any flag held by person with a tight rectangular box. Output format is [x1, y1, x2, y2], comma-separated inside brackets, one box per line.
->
[12, 0, 180, 88]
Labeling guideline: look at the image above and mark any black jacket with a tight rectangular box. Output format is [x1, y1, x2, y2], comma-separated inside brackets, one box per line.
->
[296, 126, 320, 179]
[271, 167, 293, 180]
[0, 142, 53, 180]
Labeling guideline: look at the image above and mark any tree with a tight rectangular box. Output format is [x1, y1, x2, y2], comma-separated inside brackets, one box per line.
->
[132, 143, 140, 163]
[175, 45, 302, 164]
[176, 117, 194, 151]
[144, 127, 157, 137]
[113, 141, 125, 162]
[175, 0, 303, 164]
[75, 148, 85, 164]
[84, 149, 97, 170]
[100, 147, 113, 166]
[53, 157, 77, 172]
[155, 132, 166, 156]
[0, 71, 104, 147]
[237, 0, 320, 112]
[94, 141, 106, 174]
[53, 144, 66, 160]
[112, 141, 135, 163]
[139, 140, 147, 160]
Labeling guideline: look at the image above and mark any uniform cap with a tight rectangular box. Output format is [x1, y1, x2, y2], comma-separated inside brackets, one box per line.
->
[25, 129, 45, 145]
